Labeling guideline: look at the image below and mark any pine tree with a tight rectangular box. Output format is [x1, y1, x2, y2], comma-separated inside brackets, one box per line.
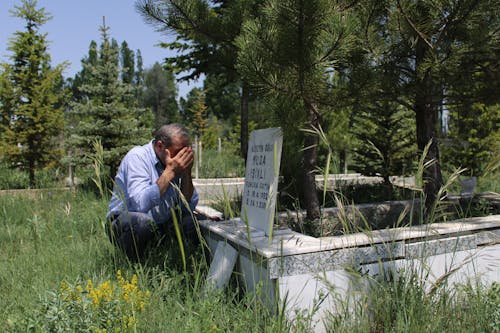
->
[445, 103, 499, 176]
[142, 62, 179, 129]
[136, 0, 264, 159]
[0, 0, 67, 187]
[120, 41, 135, 84]
[361, 0, 496, 210]
[351, 101, 416, 184]
[68, 19, 149, 178]
[69, 40, 98, 102]
[135, 49, 144, 87]
[441, 0, 500, 177]
[188, 89, 208, 138]
[236, 0, 356, 220]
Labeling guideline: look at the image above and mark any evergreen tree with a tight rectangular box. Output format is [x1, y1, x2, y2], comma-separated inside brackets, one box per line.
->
[179, 87, 202, 125]
[441, 0, 500, 177]
[361, 0, 496, 210]
[68, 20, 149, 178]
[204, 73, 240, 125]
[188, 89, 208, 138]
[236, 0, 356, 220]
[135, 49, 144, 86]
[136, 0, 264, 159]
[445, 103, 499, 176]
[0, 0, 67, 187]
[200, 115, 224, 149]
[69, 40, 98, 102]
[142, 62, 179, 128]
[120, 41, 135, 84]
[351, 102, 416, 184]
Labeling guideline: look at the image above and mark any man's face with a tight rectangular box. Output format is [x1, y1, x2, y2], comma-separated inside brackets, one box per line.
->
[167, 135, 190, 157]
[157, 135, 190, 163]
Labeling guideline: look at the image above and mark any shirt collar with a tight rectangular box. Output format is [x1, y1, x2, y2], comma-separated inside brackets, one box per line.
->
[147, 140, 163, 166]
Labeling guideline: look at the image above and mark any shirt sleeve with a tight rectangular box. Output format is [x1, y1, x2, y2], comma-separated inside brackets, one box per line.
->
[122, 150, 161, 213]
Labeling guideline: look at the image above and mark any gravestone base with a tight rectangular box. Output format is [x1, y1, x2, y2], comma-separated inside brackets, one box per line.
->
[200, 215, 500, 333]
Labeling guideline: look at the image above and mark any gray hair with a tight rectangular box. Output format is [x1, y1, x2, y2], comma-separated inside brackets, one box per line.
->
[153, 123, 190, 147]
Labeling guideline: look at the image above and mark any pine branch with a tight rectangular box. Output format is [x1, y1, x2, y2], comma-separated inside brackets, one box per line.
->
[396, 0, 433, 49]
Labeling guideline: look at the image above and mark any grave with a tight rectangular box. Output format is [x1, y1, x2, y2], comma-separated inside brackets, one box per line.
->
[200, 128, 500, 332]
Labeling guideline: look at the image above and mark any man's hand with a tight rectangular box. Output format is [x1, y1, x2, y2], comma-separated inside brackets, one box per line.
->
[165, 146, 194, 176]
[156, 142, 195, 198]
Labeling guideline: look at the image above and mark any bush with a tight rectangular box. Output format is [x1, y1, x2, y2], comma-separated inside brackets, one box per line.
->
[0, 162, 64, 189]
[197, 149, 245, 178]
[22, 271, 150, 332]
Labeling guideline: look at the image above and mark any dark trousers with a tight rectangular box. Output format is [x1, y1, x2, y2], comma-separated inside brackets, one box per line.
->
[107, 211, 199, 261]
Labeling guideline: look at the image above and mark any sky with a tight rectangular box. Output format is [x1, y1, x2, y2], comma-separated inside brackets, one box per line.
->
[0, 0, 201, 99]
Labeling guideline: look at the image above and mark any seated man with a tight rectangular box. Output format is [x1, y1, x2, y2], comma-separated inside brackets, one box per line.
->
[106, 123, 199, 260]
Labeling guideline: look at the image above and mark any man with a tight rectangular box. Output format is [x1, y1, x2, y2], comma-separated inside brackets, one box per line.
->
[107, 123, 199, 260]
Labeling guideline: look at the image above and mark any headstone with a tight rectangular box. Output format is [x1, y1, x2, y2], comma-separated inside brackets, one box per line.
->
[460, 177, 477, 197]
[241, 127, 283, 235]
[205, 241, 238, 291]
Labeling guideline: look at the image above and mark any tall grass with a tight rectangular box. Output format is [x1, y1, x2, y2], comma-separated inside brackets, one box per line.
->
[324, 269, 499, 332]
[0, 190, 287, 332]
[0, 162, 64, 189]
[290, 127, 500, 332]
[1, 189, 496, 332]
[0, 135, 498, 332]
[197, 149, 246, 178]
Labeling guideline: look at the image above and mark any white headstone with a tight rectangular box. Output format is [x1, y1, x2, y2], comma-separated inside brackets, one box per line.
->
[241, 127, 283, 235]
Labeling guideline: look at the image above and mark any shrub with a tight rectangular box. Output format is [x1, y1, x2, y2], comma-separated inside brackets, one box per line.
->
[24, 271, 150, 332]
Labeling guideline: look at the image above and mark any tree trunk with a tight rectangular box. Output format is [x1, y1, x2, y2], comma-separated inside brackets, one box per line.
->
[28, 160, 35, 188]
[28, 138, 36, 188]
[339, 150, 347, 174]
[415, 39, 444, 214]
[240, 81, 249, 162]
[301, 99, 321, 220]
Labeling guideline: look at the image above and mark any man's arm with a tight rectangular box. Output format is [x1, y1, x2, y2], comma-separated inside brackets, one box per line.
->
[156, 166, 176, 197]
[181, 170, 194, 202]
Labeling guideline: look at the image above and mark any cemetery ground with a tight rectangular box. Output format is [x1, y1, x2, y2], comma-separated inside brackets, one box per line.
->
[0, 162, 499, 331]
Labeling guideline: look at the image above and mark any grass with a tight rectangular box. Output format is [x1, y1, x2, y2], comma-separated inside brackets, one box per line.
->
[0, 142, 498, 332]
[0, 148, 246, 191]
[0, 190, 284, 332]
[0, 187, 498, 332]
[325, 269, 500, 333]
[197, 149, 246, 178]
[0, 163, 66, 189]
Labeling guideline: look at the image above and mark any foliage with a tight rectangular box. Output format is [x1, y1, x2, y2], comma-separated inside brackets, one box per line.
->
[200, 115, 224, 150]
[204, 73, 241, 124]
[326, 271, 500, 333]
[236, 0, 358, 220]
[187, 88, 208, 137]
[67, 40, 98, 103]
[142, 62, 179, 129]
[444, 103, 500, 177]
[120, 41, 136, 84]
[0, 161, 63, 189]
[67, 21, 150, 177]
[0, 0, 67, 187]
[198, 149, 245, 178]
[0, 174, 498, 332]
[27, 271, 150, 332]
[360, 0, 499, 209]
[136, 0, 263, 158]
[351, 102, 417, 184]
[0, 190, 285, 332]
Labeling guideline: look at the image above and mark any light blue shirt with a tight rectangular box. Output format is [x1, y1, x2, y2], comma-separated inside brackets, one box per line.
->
[107, 141, 198, 224]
